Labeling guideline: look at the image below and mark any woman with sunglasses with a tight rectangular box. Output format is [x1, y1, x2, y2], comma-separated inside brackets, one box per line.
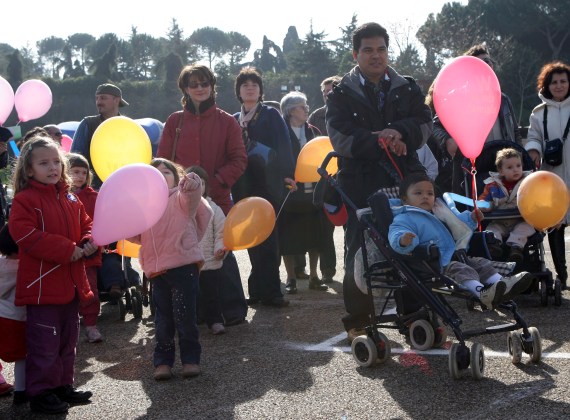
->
[157, 64, 247, 216]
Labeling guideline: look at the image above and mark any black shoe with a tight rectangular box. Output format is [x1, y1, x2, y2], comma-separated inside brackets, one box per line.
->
[507, 246, 524, 264]
[487, 243, 503, 259]
[13, 391, 27, 405]
[30, 391, 69, 414]
[246, 297, 260, 306]
[285, 279, 297, 294]
[261, 297, 290, 307]
[309, 277, 328, 291]
[322, 276, 334, 284]
[295, 271, 310, 280]
[54, 384, 92, 405]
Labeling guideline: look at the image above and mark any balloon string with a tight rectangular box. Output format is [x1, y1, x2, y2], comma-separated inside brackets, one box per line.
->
[276, 189, 293, 221]
[470, 160, 482, 231]
[378, 138, 403, 180]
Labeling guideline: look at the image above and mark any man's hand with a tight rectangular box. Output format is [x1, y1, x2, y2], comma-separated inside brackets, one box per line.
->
[399, 232, 416, 247]
[374, 129, 407, 156]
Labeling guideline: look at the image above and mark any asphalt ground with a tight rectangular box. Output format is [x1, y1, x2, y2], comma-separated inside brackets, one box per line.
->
[2, 228, 570, 419]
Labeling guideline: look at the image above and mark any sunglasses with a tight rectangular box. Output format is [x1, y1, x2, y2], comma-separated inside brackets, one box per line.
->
[187, 82, 210, 89]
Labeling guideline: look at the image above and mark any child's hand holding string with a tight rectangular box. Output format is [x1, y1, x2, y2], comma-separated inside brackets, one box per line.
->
[82, 238, 98, 257]
[471, 208, 484, 223]
[180, 172, 201, 192]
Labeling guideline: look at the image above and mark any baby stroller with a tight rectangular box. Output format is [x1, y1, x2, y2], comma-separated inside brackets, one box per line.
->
[316, 151, 542, 379]
[98, 248, 144, 321]
[458, 140, 559, 306]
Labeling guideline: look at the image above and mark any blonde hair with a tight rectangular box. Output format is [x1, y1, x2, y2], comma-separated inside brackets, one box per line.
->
[495, 148, 522, 170]
[13, 136, 71, 194]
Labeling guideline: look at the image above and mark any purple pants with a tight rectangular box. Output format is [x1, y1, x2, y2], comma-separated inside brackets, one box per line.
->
[26, 297, 79, 397]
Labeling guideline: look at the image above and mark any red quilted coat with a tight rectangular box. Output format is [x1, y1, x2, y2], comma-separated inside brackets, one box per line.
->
[9, 180, 94, 306]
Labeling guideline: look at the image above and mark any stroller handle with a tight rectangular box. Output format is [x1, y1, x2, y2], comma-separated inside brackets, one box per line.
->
[317, 151, 341, 178]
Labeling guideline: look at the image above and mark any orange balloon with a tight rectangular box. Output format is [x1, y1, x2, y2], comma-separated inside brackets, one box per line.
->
[294, 136, 338, 182]
[116, 239, 141, 258]
[223, 197, 276, 250]
[517, 171, 570, 231]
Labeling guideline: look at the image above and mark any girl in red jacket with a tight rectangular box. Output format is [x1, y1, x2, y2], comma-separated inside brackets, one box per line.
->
[8, 136, 98, 415]
[68, 153, 103, 343]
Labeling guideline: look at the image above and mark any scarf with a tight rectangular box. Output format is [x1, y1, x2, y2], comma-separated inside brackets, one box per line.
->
[238, 102, 261, 128]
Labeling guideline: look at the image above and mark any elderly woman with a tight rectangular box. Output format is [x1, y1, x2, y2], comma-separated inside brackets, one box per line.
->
[278, 91, 328, 294]
[525, 61, 570, 290]
[233, 67, 297, 307]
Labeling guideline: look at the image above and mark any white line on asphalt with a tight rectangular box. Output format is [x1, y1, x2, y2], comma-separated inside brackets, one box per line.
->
[289, 333, 570, 359]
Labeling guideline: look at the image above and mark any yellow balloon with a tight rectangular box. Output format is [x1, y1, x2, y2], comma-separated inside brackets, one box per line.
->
[294, 136, 338, 182]
[116, 239, 141, 258]
[223, 197, 276, 250]
[90, 116, 152, 181]
[517, 171, 570, 231]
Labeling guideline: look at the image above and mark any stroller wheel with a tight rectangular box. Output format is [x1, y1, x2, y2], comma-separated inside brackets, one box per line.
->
[409, 319, 435, 351]
[470, 343, 485, 380]
[351, 336, 378, 368]
[433, 326, 448, 348]
[554, 278, 562, 307]
[118, 297, 126, 321]
[448, 343, 465, 379]
[507, 331, 522, 364]
[375, 331, 391, 363]
[540, 280, 548, 306]
[528, 327, 542, 363]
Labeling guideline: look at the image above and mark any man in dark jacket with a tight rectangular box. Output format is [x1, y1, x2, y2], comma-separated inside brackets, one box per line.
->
[326, 22, 432, 342]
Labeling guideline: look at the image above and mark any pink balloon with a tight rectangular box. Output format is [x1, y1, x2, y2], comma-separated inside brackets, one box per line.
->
[60, 134, 73, 152]
[14, 80, 53, 122]
[433, 56, 501, 159]
[0, 76, 14, 125]
[92, 164, 169, 246]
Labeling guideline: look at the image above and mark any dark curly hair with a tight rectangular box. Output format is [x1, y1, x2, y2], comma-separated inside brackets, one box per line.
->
[536, 61, 570, 100]
[235, 67, 264, 103]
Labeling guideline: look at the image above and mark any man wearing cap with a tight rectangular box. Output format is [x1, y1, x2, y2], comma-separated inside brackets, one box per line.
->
[71, 84, 139, 303]
[71, 83, 129, 189]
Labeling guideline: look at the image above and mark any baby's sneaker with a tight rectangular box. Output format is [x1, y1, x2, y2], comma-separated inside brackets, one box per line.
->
[85, 326, 103, 343]
[478, 280, 506, 310]
[211, 323, 226, 335]
[502, 271, 534, 301]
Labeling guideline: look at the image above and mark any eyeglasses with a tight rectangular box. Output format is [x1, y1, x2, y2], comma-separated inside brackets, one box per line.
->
[187, 82, 210, 89]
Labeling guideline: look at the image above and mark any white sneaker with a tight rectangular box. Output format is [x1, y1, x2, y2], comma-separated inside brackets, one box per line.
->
[211, 323, 225, 335]
[502, 272, 534, 300]
[478, 280, 506, 310]
[85, 326, 103, 343]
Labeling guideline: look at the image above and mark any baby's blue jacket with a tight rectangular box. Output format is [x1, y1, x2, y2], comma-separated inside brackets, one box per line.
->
[388, 200, 477, 267]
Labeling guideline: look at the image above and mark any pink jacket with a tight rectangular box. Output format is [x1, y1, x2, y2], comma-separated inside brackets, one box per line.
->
[129, 174, 213, 277]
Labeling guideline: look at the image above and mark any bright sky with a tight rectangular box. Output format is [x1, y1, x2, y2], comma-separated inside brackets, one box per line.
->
[4, 1, 466, 60]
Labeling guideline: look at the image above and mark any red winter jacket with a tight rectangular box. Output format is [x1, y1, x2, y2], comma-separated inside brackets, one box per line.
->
[9, 180, 94, 306]
[157, 104, 247, 215]
[74, 186, 102, 267]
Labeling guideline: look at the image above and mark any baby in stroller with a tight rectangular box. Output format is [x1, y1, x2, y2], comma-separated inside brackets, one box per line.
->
[388, 173, 533, 309]
[478, 147, 535, 263]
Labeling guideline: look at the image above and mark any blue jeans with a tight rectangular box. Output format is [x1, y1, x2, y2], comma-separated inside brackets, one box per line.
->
[152, 264, 201, 367]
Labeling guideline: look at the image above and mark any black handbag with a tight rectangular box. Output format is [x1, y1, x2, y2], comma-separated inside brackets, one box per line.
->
[542, 107, 570, 167]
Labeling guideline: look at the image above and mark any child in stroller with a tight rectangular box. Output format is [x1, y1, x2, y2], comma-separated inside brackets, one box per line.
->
[478, 147, 534, 263]
[458, 140, 559, 305]
[316, 152, 542, 378]
[389, 173, 533, 309]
